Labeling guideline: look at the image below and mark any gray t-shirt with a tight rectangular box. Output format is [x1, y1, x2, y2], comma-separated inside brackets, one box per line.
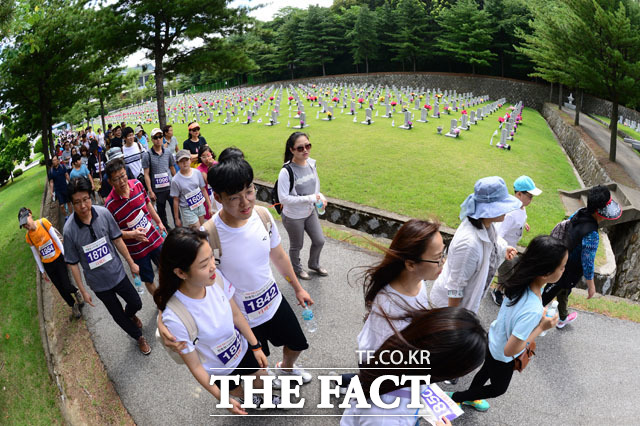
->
[63, 205, 126, 292]
[141, 147, 176, 192]
[170, 170, 205, 207]
[164, 136, 178, 156]
[290, 162, 316, 196]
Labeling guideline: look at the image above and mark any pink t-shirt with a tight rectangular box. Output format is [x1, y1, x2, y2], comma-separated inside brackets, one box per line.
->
[197, 162, 218, 219]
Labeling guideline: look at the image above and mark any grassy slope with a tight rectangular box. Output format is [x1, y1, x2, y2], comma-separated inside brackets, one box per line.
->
[0, 166, 63, 424]
[168, 97, 578, 245]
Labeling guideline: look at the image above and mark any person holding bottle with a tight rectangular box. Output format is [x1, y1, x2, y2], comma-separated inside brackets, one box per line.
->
[277, 132, 327, 280]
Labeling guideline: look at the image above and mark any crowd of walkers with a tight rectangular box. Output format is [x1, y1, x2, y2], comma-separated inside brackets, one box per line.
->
[21, 124, 622, 422]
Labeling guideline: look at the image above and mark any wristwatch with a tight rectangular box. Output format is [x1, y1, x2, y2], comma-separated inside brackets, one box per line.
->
[248, 342, 262, 351]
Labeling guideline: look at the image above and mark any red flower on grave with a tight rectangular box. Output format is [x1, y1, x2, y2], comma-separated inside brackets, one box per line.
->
[269, 96, 274, 101]
[288, 96, 294, 101]
[391, 101, 397, 106]
[461, 110, 467, 115]
[358, 97, 364, 103]
[332, 97, 339, 102]
[506, 113, 511, 119]
[424, 104, 432, 110]
[498, 117, 505, 123]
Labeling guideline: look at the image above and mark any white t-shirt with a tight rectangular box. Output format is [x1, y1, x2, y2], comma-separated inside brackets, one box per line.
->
[340, 385, 427, 426]
[357, 282, 429, 352]
[497, 207, 527, 247]
[162, 273, 248, 375]
[123, 142, 143, 178]
[213, 208, 283, 327]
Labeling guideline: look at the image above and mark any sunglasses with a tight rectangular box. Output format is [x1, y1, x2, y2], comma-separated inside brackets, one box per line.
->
[152, 135, 163, 140]
[294, 143, 312, 152]
[190, 127, 200, 132]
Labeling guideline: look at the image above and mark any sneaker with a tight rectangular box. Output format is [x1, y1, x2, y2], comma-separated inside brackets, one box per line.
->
[462, 399, 490, 412]
[74, 290, 85, 308]
[131, 315, 143, 329]
[137, 336, 151, 355]
[238, 394, 285, 410]
[274, 362, 312, 384]
[556, 311, 577, 329]
[72, 303, 82, 319]
[266, 367, 281, 389]
[309, 267, 328, 276]
[297, 270, 311, 280]
[444, 378, 458, 385]
[491, 289, 504, 306]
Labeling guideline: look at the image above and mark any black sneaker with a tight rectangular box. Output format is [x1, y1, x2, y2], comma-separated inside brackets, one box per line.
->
[72, 303, 82, 319]
[75, 291, 85, 308]
[491, 289, 504, 306]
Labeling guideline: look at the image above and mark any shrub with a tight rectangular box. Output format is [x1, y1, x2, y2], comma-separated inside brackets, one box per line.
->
[34, 137, 43, 154]
[13, 168, 23, 177]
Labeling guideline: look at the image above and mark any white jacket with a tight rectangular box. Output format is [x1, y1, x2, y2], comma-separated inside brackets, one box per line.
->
[277, 158, 323, 219]
[430, 218, 508, 313]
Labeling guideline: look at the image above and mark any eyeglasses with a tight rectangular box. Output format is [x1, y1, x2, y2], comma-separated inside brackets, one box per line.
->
[111, 173, 128, 184]
[190, 127, 200, 132]
[152, 135, 163, 140]
[416, 248, 447, 266]
[72, 196, 91, 207]
[294, 143, 312, 153]
[225, 185, 256, 206]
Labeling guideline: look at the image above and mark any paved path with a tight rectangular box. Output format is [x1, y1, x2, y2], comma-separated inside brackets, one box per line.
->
[77, 216, 640, 425]
[563, 109, 640, 187]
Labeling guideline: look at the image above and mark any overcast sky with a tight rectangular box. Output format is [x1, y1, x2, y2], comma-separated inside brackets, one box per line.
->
[124, 0, 334, 68]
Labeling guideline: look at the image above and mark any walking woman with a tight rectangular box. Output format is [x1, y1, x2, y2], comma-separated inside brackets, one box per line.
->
[449, 235, 565, 412]
[154, 227, 283, 412]
[196, 146, 218, 219]
[277, 132, 327, 280]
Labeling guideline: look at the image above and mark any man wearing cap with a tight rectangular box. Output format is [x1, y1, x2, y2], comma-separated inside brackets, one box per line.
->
[63, 177, 151, 355]
[20, 207, 83, 319]
[542, 185, 621, 328]
[142, 128, 177, 229]
[183, 122, 207, 164]
[492, 176, 542, 306]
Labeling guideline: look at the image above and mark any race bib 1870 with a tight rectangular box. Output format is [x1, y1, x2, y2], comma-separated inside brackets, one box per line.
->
[39, 240, 56, 260]
[213, 330, 243, 365]
[185, 188, 205, 210]
[154, 172, 170, 189]
[82, 236, 113, 270]
[241, 280, 279, 320]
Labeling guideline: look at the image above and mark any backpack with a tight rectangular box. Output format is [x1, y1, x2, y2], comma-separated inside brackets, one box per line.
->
[270, 163, 294, 215]
[201, 206, 272, 264]
[155, 273, 224, 365]
[550, 219, 571, 246]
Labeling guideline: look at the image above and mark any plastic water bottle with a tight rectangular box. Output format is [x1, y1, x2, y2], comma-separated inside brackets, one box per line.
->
[155, 224, 167, 239]
[540, 300, 558, 337]
[133, 274, 144, 294]
[315, 200, 325, 216]
[302, 303, 318, 333]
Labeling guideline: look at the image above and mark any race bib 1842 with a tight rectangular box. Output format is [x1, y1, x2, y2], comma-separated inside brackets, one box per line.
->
[241, 280, 279, 321]
[213, 330, 243, 365]
[82, 236, 113, 270]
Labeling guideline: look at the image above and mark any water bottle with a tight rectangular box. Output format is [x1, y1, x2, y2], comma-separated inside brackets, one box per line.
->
[302, 303, 318, 333]
[133, 274, 144, 294]
[315, 199, 325, 216]
[540, 300, 558, 337]
[155, 224, 167, 239]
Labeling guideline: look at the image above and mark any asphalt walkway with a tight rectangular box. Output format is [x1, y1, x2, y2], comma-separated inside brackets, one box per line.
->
[78, 218, 640, 425]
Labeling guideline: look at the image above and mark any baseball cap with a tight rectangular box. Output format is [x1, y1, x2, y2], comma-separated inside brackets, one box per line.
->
[176, 149, 191, 162]
[514, 176, 542, 196]
[151, 128, 163, 137]
[460, 176, 522, 220]
[106, 147, 124, 162]
[135, 125, 143, 133]
[18, 207, 31, 228]
[597, 197, 622, 220]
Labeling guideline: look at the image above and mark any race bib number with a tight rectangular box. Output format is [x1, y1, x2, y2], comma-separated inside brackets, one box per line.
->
[94, 162, 104, 173]
[39, 240, 56, 260]
[126, 210, 152, 233]
[82, 237, 113, 270]
[213, 330, 243, 365]
[419, 385, 462, 423]
[185, 188, 205, 210]
[154, 172, 170, 189]
[241, 280, 279, 321]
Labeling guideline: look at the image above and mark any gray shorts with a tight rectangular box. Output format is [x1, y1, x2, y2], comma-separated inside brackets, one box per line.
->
[180, 204, 205, 226]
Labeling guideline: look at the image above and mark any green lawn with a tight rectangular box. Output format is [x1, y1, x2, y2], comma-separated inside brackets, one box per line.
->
[165, 94, 578, 245]
[0, 166, 63, 424]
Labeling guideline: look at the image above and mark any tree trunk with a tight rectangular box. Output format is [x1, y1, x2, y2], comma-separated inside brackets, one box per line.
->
[574, 89, 581, 126]
[412, 57, 416, 72]
[38, 83, 51, 173]
[472, 63, 475, 74]
[154, 53, 167, 129]
[100, 96, 106, 133]
[46, 103, 54, 156]
[558, 84, 562, 110]
[550, 82, 553, 101]
[365, 57, 369, 74]
[610, 100, 619, 162]
[322, 62, 326, 77]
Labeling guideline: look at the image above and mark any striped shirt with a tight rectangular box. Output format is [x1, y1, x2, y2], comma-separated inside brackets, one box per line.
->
[104, 179, 162, 260]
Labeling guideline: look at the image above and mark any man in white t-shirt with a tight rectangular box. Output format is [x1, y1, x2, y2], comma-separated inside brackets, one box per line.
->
[492, 176, 542, 305]
[159, 158, 315, 387]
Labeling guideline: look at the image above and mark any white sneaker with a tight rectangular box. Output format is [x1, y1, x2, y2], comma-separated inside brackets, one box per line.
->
[266, 367, 281, 389]
[274, 362, 313, 384]
[556, 311, 577, 329]
[238, 394, 285, 410]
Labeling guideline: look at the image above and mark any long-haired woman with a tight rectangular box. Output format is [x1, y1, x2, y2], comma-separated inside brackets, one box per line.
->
[277, 132, 327, 280]
[154, 227, 282, 413]
[449, 235, 565, 412]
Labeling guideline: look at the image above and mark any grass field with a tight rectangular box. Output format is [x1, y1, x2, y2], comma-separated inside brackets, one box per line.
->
[0, 166, 63, 424]
[163, 95, 579, 245]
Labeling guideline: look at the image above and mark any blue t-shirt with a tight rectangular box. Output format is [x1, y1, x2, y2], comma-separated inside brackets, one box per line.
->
[69, 164, 90, 181]
[48, 165, 68, 192]
[489, 288, 542, 363]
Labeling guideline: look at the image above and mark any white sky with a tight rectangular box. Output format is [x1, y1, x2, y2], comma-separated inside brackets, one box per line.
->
[124, 0, 334, 68]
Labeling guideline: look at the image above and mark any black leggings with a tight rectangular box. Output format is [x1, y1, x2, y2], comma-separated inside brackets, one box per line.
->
[43, 256, 77, 307]
[94, 276, 142, 340]
[452, 349, 515, 402]
[155, 190, 176, 229]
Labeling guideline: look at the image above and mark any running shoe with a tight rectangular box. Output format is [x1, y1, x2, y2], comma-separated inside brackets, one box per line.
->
[556, 311, 577, 329]
[75, 290, 85, 308]
[462, 399, 490, 412]
[444, 391, 461, 407]
[237, 394, 284, 410]
[72, 303, 82, 319]
[491, 289, 504, 306]
[273, 362, 313, 383]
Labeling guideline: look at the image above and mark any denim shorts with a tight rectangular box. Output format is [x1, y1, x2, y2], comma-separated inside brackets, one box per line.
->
[180, 204, 205, 226]
[133, 245, 162, 284]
